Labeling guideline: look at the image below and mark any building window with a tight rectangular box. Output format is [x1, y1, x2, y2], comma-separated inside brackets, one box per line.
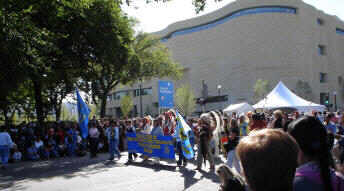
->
[318, 45, 326, 55]
[320, 72, 328, 83]
[134, 87, 153, 97]
[112, 91, 129, 100]
[162, 6, 297, 41]
[336, 28, 344, 36]
[317, 18, 324, 25]
[141, 88, 152, 96]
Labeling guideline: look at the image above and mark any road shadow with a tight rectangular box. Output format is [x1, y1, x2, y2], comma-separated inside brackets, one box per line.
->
[126, 160, 177, 172]
[178, 167, 199, 190]
[0, 153, 124, 190]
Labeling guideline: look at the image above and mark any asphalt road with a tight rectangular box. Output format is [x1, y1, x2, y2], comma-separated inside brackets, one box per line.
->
[0, 152, 223, 191]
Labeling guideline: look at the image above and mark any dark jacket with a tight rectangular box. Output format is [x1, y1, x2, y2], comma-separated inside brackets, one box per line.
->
[224, 136, 239, 153]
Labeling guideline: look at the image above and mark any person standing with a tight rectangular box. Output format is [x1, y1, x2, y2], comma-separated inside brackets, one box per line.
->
[151, 118, 164, 164]
[89, 124, 100, 158]
[126, 120, 137, 162]
[288, 116, 344, 191]
[225, 127, 241, 173]
[238, 115, 249, 136]
[272, 110, 284, 129]
[0, 126, 13, 169]
[106, 121, 120, 160]
[196, 116, 215, 170]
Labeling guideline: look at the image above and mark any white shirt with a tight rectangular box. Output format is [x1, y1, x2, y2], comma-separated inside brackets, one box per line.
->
[0, 132, 13, 146]
[142, 125, 152, 134]
[35, 140, 44, 149]
[89, 128, 99, 138]
[13, 152, 22, 161]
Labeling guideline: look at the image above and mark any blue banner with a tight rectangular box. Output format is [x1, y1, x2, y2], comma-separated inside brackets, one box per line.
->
[76, 89, 90, 139]
[158, 81, 174, 108]
[175, 111, 194, 159]
[127, 133, 175, 159]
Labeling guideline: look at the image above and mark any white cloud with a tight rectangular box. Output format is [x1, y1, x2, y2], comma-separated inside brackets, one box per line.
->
[122, 0, 344, 33]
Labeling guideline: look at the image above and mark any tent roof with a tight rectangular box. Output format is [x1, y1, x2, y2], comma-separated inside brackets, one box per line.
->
[223, 102, 254, 114]
[253, 81, 326, 112]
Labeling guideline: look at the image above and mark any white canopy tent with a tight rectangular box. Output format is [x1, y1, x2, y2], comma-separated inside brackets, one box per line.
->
[223, 102, 254, 115]
[253, 81, 326, 112]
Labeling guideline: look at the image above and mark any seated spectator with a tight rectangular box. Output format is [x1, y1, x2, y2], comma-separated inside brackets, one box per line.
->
[288, 116, 344, 191]
[65, 134, 75, 156]
[98, 140, 105, 152]
[45, 136, 59, 159]
[27, 143, 40, 161]
[12, 145, 22, 162]
[236, 129, 299, 191]
[34, 136, 44, 157]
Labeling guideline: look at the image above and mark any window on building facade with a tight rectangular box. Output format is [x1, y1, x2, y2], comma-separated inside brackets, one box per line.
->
[317, 18, 324, 25]
[161, 6, 297, 41]
[134, 87, 153, 97]
[112, 91, 130, 100]
[336, 28, 344, 36]
[320, 72, 328, 83]
[318, 45, 326, 55]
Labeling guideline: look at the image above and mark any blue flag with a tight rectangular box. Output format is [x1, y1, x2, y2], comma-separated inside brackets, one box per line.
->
[175, 111, 194, 159]
[76, 89, 90, 139]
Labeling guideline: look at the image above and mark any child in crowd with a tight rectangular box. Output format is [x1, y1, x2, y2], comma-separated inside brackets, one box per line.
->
[34, 136, 44, 158]
[12, 145, 22, 162]
[27, 143, 40, 161]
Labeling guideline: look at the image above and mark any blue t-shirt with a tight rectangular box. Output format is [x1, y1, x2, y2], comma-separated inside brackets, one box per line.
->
[326, 123, 337, 134]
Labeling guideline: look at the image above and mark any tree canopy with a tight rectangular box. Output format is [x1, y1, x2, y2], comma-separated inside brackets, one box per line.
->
[0, 0, 182, 124]
[175, 84, 196, 117]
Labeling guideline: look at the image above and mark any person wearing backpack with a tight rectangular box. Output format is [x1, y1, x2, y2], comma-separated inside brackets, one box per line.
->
[288, 116, 344, 191]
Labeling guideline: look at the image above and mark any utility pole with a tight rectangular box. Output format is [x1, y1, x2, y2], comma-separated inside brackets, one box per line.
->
[139, 79, 143, 117]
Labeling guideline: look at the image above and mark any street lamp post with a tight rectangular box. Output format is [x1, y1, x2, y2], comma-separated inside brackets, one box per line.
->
[217, 85, 222, 96]
[334, 91, 337, 111]
[199, 98, 205, 113]
[139, 79, 143, 117]
[217, 85, 222, 110]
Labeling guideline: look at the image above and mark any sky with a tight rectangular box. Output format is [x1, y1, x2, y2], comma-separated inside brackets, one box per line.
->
[122, 0, 344, 33]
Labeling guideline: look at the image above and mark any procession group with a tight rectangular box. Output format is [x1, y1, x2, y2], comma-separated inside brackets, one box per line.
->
[1, 109, 344, 191]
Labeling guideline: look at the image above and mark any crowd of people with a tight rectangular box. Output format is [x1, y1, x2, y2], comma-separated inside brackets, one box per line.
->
[1, 109, 344, 191]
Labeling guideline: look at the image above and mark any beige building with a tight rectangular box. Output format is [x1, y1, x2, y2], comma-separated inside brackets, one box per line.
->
[106, 0, 344, 117]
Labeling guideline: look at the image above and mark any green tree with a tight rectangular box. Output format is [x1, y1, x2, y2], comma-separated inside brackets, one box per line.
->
[76, 0, 134, 118]
[120, 0, 222, 13]
[89, 103, 100, 119]
[1, 0, 94, 126]
[175, 84, 196, 117]
[120, 95, 134, 117]
[127, 33, 182, 83]
[253, 79, 270, 102]
[61, 104, 71, 121]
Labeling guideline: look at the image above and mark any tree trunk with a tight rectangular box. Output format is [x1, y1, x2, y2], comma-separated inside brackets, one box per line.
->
[100, 92, 108, 118]
[33, 80, 44, 128]
[55, 103, 62, 121]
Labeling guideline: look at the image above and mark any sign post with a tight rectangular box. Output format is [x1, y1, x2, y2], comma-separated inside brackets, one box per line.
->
[158, 81, 174, 112]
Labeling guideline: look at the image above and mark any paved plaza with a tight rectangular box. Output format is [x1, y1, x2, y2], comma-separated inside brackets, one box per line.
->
[0, 153, 223, 191]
